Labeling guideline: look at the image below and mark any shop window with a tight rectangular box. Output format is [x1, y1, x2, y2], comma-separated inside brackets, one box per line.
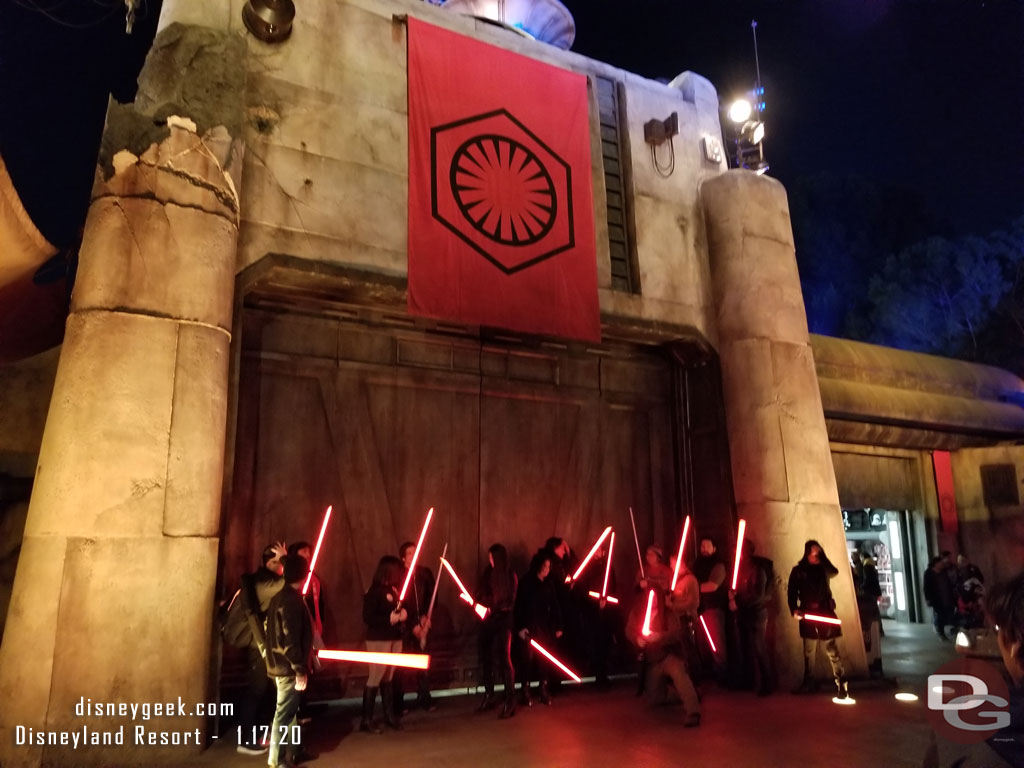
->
[980, 464, 1019, 507]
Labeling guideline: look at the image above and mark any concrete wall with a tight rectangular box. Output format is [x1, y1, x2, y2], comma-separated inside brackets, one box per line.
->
[951, 445, 1024, 583]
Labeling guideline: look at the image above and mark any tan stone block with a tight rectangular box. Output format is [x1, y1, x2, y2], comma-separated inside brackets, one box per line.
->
[0, 346, 59, 456]
[633, 194, 709, 311]
[0, 535, 65, 768]
[771, 342, 841, 506]
[245, 72, 408, 175]
[719, 339, 789, 505]
[244, 0, 406, 108]
[72, 198, 236, 331]
[164, 324, 231, 537]
[240, 145, 407, 264]
[237, 219, 406, 275]
[158, 0, 234, 32]
[25, 312, 176, 539]
[42, 536, 218, 766]
[701, 170, 795, 251]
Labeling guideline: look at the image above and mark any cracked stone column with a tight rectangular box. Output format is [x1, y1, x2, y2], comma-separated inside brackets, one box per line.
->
[702, 171, 867, 690]
[0, 14, 244, 768]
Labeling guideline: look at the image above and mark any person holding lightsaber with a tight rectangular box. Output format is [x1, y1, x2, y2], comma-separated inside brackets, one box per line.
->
[626, 586, 702, 727]
[391, 541, 438, 717]
[729, 539, 775, 696]
[787, 540, 847, 699]
[361, 555, 408, 733]
[694, 536, 729, 684]
[635, 545, 672, 592]
[666, 552, 702, 685]
[476, 543, 518, 718]
[515, 550, 564, 707]
[578, 539, 619, 690]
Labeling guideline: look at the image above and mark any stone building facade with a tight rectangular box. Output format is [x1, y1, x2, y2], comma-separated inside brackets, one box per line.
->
[0, 0, 1021, 765]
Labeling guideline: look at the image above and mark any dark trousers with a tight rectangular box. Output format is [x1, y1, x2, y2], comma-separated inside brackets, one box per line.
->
[237, 645, 273, 747]
[394, 636, 432, 711]
[480, 615, 514, 699]
[742, 611, 772, 692]
[268, 676, 301, 767]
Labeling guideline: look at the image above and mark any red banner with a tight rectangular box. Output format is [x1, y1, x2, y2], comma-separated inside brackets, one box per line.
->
[932, 450, 959, 539]
[407, 18, 600, 342]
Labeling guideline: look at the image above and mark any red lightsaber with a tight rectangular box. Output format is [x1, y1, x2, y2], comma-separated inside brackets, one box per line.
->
[439, 557, 489, 617]
[730, 518, 747, 591]
[303, 505, 332, 596]
[570, 526, 613, 583]
[439, 556, 473, 602]
[699, 614, 717, 652]
[641, 589, 655, 637]
[587, 591, 619, 604]
[629, 506, 645, 580]
[670, 515, 691, 592]
[799, 612, 843, 626]
[530, 639, 581, 683]
[318, 649, 429, 669]
[399, 507, 434, 603]
[602, 532, 615, 597]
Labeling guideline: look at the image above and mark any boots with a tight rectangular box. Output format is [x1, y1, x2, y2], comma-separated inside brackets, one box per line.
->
[360, 687, 382, 734]
[834, 677, 850, 700]
[521, 680, 534, 707]
[477, 692, 497, 712]
[499, 670, 517, 719]
[538, 680, 552, 706]
[380, 683, 403, 730]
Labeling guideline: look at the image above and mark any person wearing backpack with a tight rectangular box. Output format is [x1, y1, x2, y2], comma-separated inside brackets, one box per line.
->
[729, 539, 775, 696]
[226, 542, 286, 756]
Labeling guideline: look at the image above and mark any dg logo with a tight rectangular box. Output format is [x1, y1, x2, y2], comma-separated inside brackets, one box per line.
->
[926, 658, 1011, 744]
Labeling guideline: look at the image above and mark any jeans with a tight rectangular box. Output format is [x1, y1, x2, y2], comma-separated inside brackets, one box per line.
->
[268, 676, 301, 767]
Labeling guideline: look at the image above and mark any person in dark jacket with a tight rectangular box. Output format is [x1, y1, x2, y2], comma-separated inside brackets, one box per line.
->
[578, 540, 619, 690]
[924, 554, 956, 640]
[393, 540, 437, 716]
[264, 554, 314, 768]
[361, 555, 407, 734]
[516, 550, 564, 706]
[477, 543, 518, 718]
[694, 537, 729, 682]
[234, 541, 285, 755]
[787, 540, 848, 699]
[627, 586, 701, 727]
[983, 572, 1024, 766]
[729, 539, 774, 695]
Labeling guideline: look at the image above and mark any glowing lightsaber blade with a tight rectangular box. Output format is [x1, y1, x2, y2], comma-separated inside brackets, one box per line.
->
[318, 649, 430, 669]
[699, 614, 717, 652]
[303, 505, 332, 596]
[439, 556, 473, 602]
[399, 506, 434, 603]
[473, 603, 489, 620]
[799, 612, 843, 626]
[629, 506, 645, 580]
[641, 589, 655, 637]
[420, 543, 448, 650]
[730, 518, 747, 591]
[530, 639, 582, 683]
[602, 532, 615, 598]
[587, 591, 619, 604]
[670, 515, 691, 592]
[570, 526, 613, 583]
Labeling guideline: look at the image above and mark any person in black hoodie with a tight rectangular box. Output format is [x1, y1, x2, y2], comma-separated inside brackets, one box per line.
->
[787, 540, 847, 699]
[264, 554, 314, 768]
[477, 543, 518, 718]
[516, 550, 564, 707]
[361, 555, 407, 734]
[393, 540, 437, 717]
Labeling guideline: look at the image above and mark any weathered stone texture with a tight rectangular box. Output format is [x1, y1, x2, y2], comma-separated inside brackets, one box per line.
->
[704, 170, 867, 685]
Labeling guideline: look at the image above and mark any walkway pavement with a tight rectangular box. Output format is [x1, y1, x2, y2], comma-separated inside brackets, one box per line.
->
[188, 621, 997, 768]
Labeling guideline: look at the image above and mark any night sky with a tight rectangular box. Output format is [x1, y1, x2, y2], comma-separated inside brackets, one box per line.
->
[562, 0, 1024, 238]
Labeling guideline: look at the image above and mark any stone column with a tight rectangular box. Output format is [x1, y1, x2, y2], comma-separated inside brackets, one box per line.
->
[0, 15, 245, 768]
[701, 171, 867, 690]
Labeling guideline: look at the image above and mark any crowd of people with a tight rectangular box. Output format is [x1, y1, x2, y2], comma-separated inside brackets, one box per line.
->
[924, 551, 987, 641]
[220, 525, 1019, 768]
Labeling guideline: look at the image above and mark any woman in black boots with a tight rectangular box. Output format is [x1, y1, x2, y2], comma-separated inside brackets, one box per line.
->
[515, 550, 563, 707]
[361, 555, 407, 733]
[477, 543, 518, 718]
